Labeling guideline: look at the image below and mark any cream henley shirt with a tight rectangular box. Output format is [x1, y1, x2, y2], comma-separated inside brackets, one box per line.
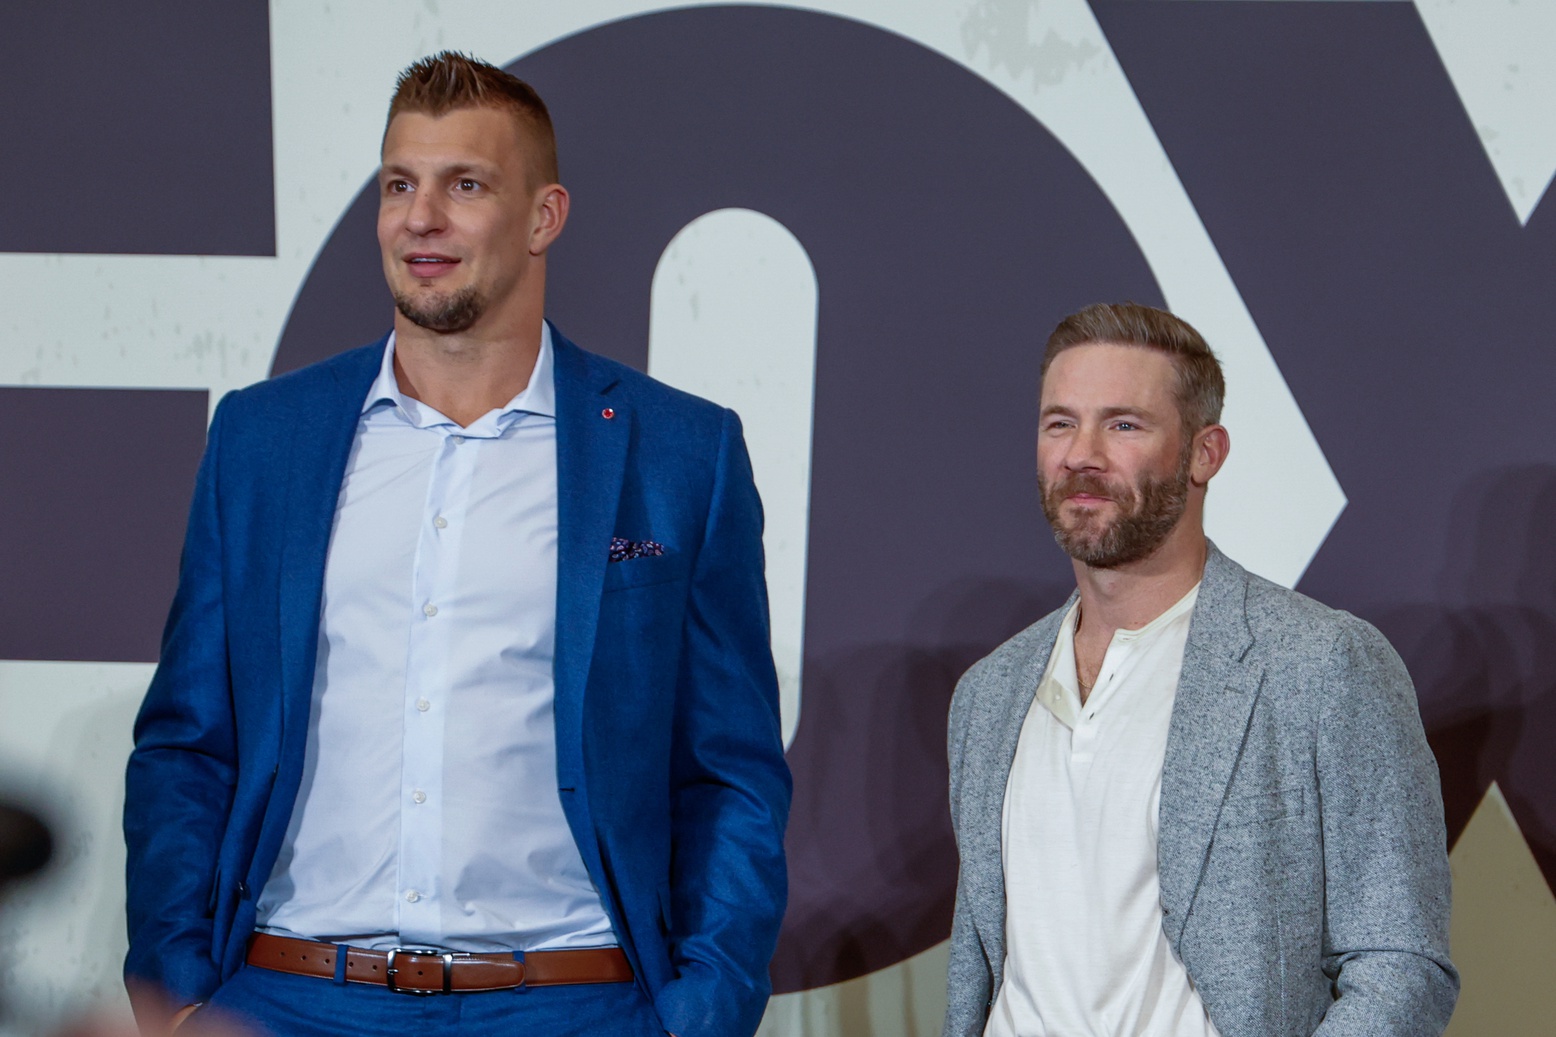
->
[986, 584, 1220, 1037]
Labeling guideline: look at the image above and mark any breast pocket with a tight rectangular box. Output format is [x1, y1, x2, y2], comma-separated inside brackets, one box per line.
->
[603, 551, 689, 592]
[1219, 786, 1305, 829]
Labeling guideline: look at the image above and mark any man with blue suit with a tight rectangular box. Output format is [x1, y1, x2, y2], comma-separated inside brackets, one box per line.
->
[124, 52, 790, 1037]
[944, 303, 1456, 1036]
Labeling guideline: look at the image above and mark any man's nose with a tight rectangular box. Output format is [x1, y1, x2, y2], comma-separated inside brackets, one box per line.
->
[405, 189, 446, 234]
[1063, 425, 1107, 470]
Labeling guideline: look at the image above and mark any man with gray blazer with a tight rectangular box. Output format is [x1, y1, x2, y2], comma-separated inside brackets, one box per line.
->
[945, 303, 1456, 1037]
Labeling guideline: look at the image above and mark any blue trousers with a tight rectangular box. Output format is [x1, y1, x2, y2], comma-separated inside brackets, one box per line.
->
[187, 964, 667, 1037]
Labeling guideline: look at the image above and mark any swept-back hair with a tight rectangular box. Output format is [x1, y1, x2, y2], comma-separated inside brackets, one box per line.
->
[1042, 302, 1225, 432]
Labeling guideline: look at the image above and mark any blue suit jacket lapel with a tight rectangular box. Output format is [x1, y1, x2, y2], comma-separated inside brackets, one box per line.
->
[1157, 545, 1264, 947]
[275, 339, 385, 778]
[550, 329, 630, 797]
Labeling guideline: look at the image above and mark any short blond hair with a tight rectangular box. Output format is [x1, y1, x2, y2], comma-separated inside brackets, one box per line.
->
[1043, 302, 1225, 433]
[386, 51, 558, 187]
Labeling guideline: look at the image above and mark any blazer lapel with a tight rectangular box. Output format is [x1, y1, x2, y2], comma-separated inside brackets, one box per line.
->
[1157, 544, 1264, 947]
[963, 601, 1073, 959]
[275, 340, 385, 770]
[550, 329, 630, 794]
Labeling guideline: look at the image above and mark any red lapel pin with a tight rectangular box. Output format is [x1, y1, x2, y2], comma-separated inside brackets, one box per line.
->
[601, 408, 615, 419]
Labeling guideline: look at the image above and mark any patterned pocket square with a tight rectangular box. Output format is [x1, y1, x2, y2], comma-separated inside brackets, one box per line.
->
[609, 537, 665, 563]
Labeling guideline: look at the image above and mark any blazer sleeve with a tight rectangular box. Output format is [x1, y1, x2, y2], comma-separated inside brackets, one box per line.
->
[652, 408, 793, 1037]
[122, 394, 239, 1018]
[1312, 617, 1459, 1036]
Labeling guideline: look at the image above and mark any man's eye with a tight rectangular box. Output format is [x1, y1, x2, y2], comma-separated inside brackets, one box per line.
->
[457, 179, 480, 191]
[386, 180, 411, 194]
[1114, 422, 1139, 431]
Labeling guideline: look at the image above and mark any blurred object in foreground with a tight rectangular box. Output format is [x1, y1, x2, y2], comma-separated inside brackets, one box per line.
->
[49, 986, 258, 1037]
[0, 804, 51, 886]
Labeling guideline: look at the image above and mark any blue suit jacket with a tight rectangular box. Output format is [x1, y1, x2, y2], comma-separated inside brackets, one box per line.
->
[124, 328, 793, 1037]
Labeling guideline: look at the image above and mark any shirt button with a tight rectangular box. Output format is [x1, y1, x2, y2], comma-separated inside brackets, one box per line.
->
[405, 890, 421, 903]
[451, 435, 465, 444]
[434, 516, 448, 529]
[423, 603, 438, 617]
[412, 789, 427, 804]
[416, 698, 431, 712]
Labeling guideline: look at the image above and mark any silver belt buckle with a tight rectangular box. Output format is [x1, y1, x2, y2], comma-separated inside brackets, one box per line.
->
[385, 947, 454, 995]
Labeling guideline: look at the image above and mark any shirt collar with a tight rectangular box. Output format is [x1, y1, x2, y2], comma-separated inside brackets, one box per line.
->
[1039, 581, 1202, 728]
[1111, 582, 1201, 644]
[1042, 604, 1085, 728]
[362, 322, 557, 424]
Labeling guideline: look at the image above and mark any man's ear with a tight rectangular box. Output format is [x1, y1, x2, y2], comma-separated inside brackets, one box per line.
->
[529, 184, 570, 256]
[1190, 424, 1230, 487]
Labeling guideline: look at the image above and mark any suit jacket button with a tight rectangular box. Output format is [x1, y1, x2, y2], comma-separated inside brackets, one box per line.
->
[237, 880, 250, 899]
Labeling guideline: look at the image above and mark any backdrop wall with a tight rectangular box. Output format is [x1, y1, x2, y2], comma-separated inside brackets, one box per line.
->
[1, 1, 1552, 1034]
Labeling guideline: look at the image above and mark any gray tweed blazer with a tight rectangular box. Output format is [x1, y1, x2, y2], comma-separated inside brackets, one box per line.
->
[944, 544, 1457, 1037]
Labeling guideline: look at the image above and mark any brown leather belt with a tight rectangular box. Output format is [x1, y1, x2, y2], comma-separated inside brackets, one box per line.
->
[246, 933, 632, 995]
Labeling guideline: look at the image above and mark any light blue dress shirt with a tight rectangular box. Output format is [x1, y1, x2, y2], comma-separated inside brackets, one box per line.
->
[255, 325, 616, 951]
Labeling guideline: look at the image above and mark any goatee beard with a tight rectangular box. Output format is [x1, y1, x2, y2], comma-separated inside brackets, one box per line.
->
[1040, 458, 1190, 569]
[393, 286, 484, 333]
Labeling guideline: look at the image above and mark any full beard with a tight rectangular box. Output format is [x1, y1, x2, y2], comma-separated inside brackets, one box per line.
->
[1040, 458, 1191, 569]
[393, 285, 484, 333]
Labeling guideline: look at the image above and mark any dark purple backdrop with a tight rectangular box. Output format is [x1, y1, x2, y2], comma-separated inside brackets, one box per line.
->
[0, 0, 273, 255]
